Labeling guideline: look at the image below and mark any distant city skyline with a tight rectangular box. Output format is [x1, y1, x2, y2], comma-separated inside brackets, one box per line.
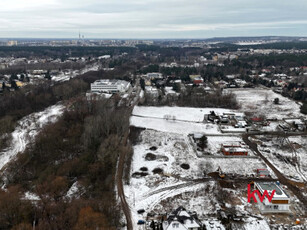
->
[1, 0, 307, 39]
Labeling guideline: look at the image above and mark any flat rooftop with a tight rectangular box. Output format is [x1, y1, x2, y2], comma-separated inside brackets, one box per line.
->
[92, 79, 129, 87]
[255, 182, 289, 199]
[223, 147, 248, 152]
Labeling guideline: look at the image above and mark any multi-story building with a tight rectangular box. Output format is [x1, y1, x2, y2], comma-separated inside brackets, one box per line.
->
[90, 79, 130, 94]
[254, 182, 290, 213]
[7, 41, 18, 46]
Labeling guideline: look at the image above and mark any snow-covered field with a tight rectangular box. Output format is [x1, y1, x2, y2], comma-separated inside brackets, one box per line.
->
[226, 88, 306, 120]
[125, 129, 270, 228]
[127, 92, 307, 228]
[125, 129, 214, 227]
[131, 106, 245, 135]
[132, 106, 242, 123]
[0, 104, 64, 171]
[131, 115, 223, 135]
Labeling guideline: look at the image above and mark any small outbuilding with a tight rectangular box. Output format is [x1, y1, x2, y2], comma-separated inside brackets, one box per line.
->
[221, 144, 248, 156]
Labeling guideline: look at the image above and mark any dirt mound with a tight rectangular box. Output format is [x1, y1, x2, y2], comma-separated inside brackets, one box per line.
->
[132, 172, 148, 178]
[145, 153, 157, 161]
[208, 171, 219, 179]
[152, 168, 163, 174]
[137, 209, 145, 214]
[219, 180, 234, 189]
[140, 167, 148, 171]
[157, 156, 169, 162]
[180, 163, 190, 170]
[129, 126, 145, 145]
[149, 146, 157, 151]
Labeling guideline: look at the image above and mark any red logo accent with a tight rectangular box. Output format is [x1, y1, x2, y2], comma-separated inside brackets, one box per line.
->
[247, 184, 275, 203]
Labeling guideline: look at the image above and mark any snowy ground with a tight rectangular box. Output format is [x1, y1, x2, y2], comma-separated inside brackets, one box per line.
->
[0, 104, 64, 171]
[206, 135, 254, 156]
[127, 92, 307, 228]
[132, 106, 243, 123]
[253, 135, 307, 183]
[131, 115, 223, 135]
[51, 63, 100, 82]
[225, 88, 306, 120]
[131, 106, 245, 135]
[125, 129, 271, 228]
[164, 87, 179, 96]
[125, 129, 215, 227]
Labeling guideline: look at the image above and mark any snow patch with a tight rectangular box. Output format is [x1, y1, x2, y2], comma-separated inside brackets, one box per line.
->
[0, 104, 65, 171]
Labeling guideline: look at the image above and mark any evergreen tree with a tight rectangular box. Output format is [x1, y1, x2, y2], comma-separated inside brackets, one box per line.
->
[140, 78, 145, 90]
[300, 102, 307, 115]
[45, 70, 51, 80]
[199, 135, 208, 149]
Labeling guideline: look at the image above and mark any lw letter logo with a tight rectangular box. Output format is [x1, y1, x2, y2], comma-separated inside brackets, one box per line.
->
[247, 184, 275, 203]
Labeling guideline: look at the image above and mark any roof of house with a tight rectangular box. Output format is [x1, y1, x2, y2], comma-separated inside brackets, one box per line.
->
[165, 207, 201, 230]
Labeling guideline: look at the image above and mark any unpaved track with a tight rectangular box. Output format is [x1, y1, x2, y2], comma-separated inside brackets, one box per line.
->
[116, 145, 133, 230]
[116, 107, 135, 230]
[243, 134, 307, 209]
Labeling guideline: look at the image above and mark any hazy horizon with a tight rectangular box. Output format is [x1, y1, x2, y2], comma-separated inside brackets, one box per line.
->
[1, 36, 307, 40]
[1, 0, 307, 39]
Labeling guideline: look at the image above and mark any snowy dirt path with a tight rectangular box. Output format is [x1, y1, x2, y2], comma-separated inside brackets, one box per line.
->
[0, 104, 65, 171]
[52, 63, 100, 82]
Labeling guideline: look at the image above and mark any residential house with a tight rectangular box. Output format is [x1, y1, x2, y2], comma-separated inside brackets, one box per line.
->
[163, 207, 202, 230]
[193, 76, 204, 85]
[221, 143, 248, 156]
[257, 169, 270, 178]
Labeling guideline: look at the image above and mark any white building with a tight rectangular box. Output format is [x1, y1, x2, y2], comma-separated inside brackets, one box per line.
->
[7, 40, 18, 46]
[234, 115, 247, 128]
[254, 182, 290, 213]
[146, 72, 163, 79]
[234, 79, 247, 87]
[90, 79, 130, 94]
[145, 86, 159, 97]
[98, 55, 111, 59]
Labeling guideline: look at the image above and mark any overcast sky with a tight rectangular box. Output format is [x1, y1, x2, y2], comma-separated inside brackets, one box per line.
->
[1, 0, 307, 39]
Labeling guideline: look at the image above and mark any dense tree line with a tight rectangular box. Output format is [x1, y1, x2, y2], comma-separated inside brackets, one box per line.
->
[0, 61, 87, 75]
[0, 79, 88, 151]
[0, 46, 136, 59]
[0, 79, 88, 119]
[176, 90, 238, 109]
[1, 97, 131, 229]
[240, 54, 307, 67]
[0, 57, 137, 154]
[143, 86, 238, 109]
[208, 41, 307, 52]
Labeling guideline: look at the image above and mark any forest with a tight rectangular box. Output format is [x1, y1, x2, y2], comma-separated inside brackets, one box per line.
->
[0, 46, 136, 58]
[1, 97, 131, 229]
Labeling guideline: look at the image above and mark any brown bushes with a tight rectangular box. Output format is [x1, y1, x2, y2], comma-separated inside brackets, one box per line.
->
[3, 97, 130, 229]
